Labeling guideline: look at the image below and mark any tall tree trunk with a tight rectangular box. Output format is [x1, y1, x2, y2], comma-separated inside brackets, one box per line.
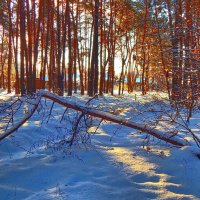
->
[154, 1, 171, 99]
[19, 0, 26, 95]
[67, 0, 72, 96]
[33, 0, 42, 93]
[56, 0, 63, 95]
[26, 0, 33, 94]
[7, 0, 12, 93]
[166, 0, 181, 101]
[88, 0, 99, 96]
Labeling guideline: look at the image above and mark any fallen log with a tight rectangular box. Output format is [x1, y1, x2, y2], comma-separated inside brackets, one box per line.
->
[0, 90, 186, 147]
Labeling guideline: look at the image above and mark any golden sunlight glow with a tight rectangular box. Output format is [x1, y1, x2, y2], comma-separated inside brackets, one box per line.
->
[98, 129, 197, 200]
[36, 64, 41, 78]
[23, 122, 29, 127]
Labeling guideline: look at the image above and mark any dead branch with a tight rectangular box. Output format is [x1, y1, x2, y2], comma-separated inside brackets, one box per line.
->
[0, 90, 187, 147]
[0, 96, 41, 141]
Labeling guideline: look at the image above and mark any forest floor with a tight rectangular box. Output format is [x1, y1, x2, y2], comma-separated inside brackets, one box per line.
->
[0, 90, 200, 200]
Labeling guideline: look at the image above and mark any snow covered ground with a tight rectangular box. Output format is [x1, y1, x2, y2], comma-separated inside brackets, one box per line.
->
[0, 91, 200, 200]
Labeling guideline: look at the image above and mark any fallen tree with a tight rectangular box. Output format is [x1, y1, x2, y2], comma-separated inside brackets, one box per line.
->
[0, 90, 192, 147]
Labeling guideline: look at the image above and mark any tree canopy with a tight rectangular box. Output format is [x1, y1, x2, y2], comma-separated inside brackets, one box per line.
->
[0, 0, 199, 104]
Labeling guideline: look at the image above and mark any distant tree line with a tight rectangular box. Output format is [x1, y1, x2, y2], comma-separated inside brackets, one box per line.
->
[0, 0, 199, 104]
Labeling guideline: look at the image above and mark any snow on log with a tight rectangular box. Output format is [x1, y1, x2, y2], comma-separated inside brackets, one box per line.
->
[0, 90, 186, 147]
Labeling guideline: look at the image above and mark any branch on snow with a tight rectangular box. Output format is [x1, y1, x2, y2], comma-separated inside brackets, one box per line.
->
[0, 90, 188, 147]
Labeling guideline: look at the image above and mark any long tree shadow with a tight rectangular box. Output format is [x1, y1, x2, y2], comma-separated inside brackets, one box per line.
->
[97, 123, 200, 199]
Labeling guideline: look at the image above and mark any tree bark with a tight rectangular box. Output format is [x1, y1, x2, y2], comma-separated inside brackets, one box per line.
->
[7, 0, 12, 94]
[67, 0, 72, 96]
[19, 0, 26, 95]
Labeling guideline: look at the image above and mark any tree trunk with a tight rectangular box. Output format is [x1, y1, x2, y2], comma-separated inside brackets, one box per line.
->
[7, 0, 13, 94]
[19, 0, 26, 95]
[67, 0, 72, 96]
